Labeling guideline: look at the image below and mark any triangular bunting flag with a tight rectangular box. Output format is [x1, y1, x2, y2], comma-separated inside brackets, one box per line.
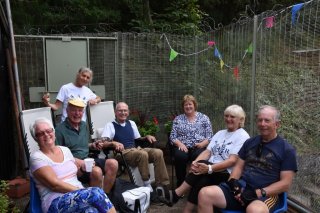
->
[233, 66, 239, 80]
[207, 41, 215, 47]
[214, 47, 221, 59]
[220, 59, 224, 71]
[169, 49, 178, 62]
[292, 3, 304, 25]
[265, 16, 275, 28]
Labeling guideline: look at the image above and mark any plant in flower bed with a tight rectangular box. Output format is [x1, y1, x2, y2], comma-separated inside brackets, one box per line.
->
[130, 109, 160, 137]
[0, 180, 19, 213]
[164, 114, 178, 134]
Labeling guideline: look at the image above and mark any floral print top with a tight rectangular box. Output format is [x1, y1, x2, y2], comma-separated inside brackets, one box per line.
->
[170, 112, 213, 148]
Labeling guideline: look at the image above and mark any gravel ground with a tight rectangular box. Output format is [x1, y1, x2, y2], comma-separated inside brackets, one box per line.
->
[148, 195, 189, 213]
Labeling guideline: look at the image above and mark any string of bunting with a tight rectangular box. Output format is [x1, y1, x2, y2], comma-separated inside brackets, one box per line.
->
[161, 1, 311, 81]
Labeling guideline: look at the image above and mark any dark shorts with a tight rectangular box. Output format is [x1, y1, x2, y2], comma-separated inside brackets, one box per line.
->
[185, 160, 229, 204]
[79, 158, 106, 184]
[219, 180, 280, 211]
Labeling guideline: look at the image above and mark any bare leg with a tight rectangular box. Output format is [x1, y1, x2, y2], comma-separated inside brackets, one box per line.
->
[108, 207, 117, 213]
[246, 200, 269, 213]
[198, 185, 226, 213]
[103, 159, 118, 193]
[175, 181, 191, 196]
[90, 166, 103, 187]
[182, 201, 196, 213]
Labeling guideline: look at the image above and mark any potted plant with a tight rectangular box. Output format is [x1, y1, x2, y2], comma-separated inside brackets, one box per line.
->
[130, 109, 160, 137]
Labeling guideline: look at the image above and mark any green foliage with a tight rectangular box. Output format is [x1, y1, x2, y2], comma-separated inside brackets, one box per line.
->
[152, 0, 207, 34]
[126, 0, 208, 34]
[255, 64, 320, 153]
[0, 180, 19, 213]
[164, 120, 173, 134]
[199, 0, 299, 25]
[11, 0, 123, 33]
[164, 113, 178, 133]
[130, 109, 160, 137]
[138, 120, 160, 137]
[11, 0, 300, 34]
[0, 180, 9, 212]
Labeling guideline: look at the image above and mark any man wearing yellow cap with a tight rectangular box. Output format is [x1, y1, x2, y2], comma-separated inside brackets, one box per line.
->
[55, 98, 118, 193]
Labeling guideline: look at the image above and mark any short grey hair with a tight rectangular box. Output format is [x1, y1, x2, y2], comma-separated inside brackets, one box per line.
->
[30, 117, 54, 140]
[258, 105, 281, 122]
[77, 66, 93, 82]
[115, 102, 129, 111]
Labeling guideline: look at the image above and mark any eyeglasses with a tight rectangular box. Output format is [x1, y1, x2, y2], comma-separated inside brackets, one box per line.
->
[256, 142, 264, 158]
[35, 128, 54, 138]
[117, 109, 128, 113]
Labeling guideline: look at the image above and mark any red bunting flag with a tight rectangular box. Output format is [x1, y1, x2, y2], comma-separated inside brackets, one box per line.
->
[233, 66, 239, 80]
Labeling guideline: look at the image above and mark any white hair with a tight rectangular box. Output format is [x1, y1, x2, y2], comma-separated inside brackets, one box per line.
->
[30, 117, 54, 140]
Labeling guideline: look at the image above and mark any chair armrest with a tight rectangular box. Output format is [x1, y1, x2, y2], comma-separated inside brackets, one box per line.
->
[135, 138, 155, 148]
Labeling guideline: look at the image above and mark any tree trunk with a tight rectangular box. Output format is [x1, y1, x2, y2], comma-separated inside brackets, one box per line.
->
[142, 0, 154, 31]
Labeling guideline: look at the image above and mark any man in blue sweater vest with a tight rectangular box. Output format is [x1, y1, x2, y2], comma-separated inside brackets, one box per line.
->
[101, 102, 170, 194]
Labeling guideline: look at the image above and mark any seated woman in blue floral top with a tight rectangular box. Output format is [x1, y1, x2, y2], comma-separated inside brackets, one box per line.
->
[169, 94, 213, 187]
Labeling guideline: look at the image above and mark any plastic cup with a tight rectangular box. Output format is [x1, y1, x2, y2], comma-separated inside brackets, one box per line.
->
[84, 158, 94, 172]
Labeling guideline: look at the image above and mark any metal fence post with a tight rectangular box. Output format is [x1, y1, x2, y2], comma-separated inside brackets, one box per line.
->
[250, 15, 258, 136]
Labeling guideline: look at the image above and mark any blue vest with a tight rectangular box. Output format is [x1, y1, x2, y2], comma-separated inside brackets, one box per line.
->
[113, 120, 135, 149]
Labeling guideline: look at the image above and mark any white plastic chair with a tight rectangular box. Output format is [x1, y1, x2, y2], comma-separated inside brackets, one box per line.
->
[20, 107, 53, 156]
[88, 101, 155, 186]
[20, 107, 53, 213]
[88, 101, 115, 140]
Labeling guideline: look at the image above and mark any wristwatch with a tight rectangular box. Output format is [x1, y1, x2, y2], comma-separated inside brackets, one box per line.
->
[208, 164, 213, 174]
[260, 188, 267, 198]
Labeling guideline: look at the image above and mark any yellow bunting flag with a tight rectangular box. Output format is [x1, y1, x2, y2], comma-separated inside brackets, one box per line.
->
[169, 49, 178, 62]
[220, 59, 224, 71]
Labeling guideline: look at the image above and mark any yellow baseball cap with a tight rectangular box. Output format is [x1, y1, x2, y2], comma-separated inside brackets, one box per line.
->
[68, 98, 87, 108]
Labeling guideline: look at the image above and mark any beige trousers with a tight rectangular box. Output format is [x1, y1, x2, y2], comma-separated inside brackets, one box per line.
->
[119, 147, 170, 186]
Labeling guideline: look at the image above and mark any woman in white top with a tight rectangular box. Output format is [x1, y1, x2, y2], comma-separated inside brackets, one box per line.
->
[29, 117, 115, 213]
[42, 67, 101, 122]
[171, 105, 250, 213]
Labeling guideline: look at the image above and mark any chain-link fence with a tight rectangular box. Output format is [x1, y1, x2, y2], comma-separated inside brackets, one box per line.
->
[15, 0, 319, 211]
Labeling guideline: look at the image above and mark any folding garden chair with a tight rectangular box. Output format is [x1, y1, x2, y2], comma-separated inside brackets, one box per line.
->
[20, 107, 54, 213]
[87, 101, 155, 186]
[166, 138, 175, 191]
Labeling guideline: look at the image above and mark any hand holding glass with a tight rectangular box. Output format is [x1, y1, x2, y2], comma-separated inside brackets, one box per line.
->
[84, 158, 94, 172]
